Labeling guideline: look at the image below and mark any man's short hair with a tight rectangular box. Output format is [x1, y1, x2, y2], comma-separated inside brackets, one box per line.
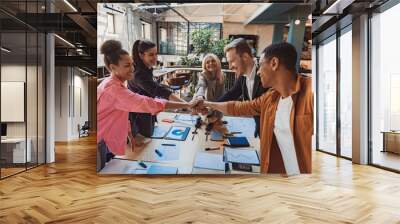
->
[262, 42, 298, 72]
[224, 38, 252, 56]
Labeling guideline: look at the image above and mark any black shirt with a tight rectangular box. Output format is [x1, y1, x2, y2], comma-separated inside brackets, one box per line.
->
[127, 64, 172, 99]
[127, 63, 172, 137]
[217, 67, 268, 137]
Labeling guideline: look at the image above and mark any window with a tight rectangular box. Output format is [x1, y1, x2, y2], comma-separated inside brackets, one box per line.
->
[317, 35, 337, 155]
[370, 2, 400, 171]
[141, 21, 151, 40]
[339, 27, 352, 158]
[160, 28, 167, 42]
[107, 13, 115, 34]
[157, 22, 222, 56]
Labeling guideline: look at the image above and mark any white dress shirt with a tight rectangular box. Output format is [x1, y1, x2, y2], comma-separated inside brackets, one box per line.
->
[243, 63, 256, 100]
[273, 96, 300, 176]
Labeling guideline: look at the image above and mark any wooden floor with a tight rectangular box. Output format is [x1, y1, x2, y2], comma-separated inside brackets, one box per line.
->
[1, 135, 400, 223]
[373, 150, 400, 171]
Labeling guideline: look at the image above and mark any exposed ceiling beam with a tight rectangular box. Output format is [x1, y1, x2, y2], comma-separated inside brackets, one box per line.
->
[323, 0, 356, 14]
[55, 55, 96, 69]
[244, 4, 272, 25]
[67, 14, 97, 39]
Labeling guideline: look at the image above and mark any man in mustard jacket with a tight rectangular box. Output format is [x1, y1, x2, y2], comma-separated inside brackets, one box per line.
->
[203, 42, 313, 175]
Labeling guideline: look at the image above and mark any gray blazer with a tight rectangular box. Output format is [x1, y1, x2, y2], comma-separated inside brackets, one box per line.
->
[194, 72, 225, 102]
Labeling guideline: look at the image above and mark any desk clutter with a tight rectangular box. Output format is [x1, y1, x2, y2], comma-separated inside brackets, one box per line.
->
[192, 146, 260, 174]
[99, 159, 178, 175]
[100, 112, 261, 175]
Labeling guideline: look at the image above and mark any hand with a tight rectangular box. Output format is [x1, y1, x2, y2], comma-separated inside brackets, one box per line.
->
[189, 97, 208, 115]
[203, 101, 213, 109]
[189, 97, 203, 109]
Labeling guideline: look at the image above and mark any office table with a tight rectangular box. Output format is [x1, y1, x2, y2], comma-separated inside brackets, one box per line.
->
[381, 131, 400, 154]
[102, 112, 260, 174]
[1, 138, 32, 165]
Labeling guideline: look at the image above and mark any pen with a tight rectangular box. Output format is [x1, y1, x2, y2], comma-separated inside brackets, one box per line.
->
[205, 147, 220, 151]
[138, 161, 147, 168]
[155, 149, 163, 157]
[229, 131, 242, 135]
[161, 143, 176, 146]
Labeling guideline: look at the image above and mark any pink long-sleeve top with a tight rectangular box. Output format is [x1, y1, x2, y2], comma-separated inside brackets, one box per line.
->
[97, 75, 166, 155]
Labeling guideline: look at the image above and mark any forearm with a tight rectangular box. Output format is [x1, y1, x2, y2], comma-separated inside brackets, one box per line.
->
[169, 93, 186, 103]
[165, 101, 190, 110]
[204, 101, 230, 115]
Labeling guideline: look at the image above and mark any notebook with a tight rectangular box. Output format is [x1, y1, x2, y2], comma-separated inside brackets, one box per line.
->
[227, 136, 250, 147]
[164, 126, 190, 141]
[193, 152, 226, 171]
[151, 126, 171, 139]
[147, 165, 178, 174]
[224, 147, 260, 165]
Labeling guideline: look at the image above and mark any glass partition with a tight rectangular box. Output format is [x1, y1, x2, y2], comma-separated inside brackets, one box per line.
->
[339, 27, 352, 158]
[317, 35, 337, 155]
[0, 0, 46, 179]
[370, 3, 400, 171]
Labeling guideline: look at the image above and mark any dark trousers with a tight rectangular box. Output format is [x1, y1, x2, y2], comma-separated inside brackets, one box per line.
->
[97, 140, 114, 172]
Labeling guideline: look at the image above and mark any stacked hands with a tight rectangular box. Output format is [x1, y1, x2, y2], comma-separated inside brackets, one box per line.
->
[188, 97, 210, 115]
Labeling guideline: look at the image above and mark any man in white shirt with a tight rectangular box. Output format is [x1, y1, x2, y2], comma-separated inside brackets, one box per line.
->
[214, 38, 268, 137]
[202, 42, 313, 174]
[243, 60, 257, 100]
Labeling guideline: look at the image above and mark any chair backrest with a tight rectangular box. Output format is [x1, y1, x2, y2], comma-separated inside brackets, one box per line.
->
[167, 76, 187, 86]
[82, 121, 90, 129]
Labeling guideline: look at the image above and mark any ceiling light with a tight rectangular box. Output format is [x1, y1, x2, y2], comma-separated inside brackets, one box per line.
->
[63, 0, 78, 12]
[54, 34, 75, 48]
[1, 47, 11, 53]
[295, 19, 301, 25]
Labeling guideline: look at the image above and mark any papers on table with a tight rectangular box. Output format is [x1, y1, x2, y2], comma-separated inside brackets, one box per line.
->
[99, 159, 178, 174]
[99, 159, 147, 174]
[174, 114, 199, 125]
[224, 117, 256, 138]
[151, 126, 171, 139]
[224, 147, 260, 165]
[154, 144, 179, 161]
[193, 152, 226, 171]
[147, 165, 178, 174]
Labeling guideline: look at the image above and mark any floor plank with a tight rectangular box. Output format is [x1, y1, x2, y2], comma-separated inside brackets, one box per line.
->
[0, 135, 399, 223]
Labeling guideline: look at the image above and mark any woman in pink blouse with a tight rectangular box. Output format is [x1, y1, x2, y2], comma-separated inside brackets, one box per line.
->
[97, 40, 195, 162]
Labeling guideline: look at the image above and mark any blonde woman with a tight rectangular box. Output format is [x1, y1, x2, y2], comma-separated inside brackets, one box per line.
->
[194, 53, 225, 101]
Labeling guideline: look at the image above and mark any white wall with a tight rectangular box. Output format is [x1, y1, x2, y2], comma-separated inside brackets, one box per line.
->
[222, 22, 274, 56]
[1, 65, 37, 137]
[97, 3, 144, 67]
[54, 67, 89, 141]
